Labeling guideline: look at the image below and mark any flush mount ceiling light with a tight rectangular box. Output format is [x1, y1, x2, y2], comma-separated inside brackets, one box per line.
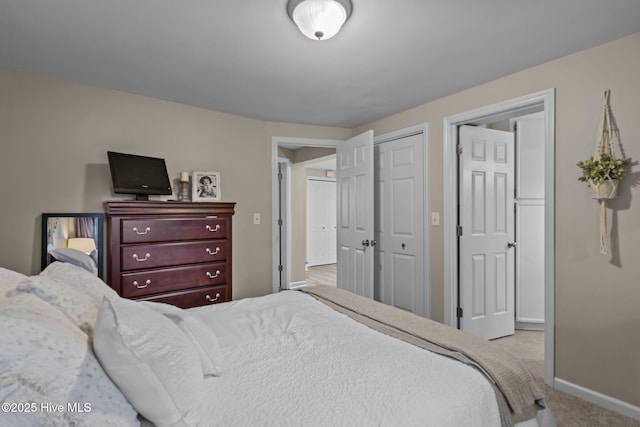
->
[287, 0, 353, 41]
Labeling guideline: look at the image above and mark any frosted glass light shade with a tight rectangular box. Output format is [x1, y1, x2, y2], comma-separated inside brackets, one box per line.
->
[287, 0, 352, 41]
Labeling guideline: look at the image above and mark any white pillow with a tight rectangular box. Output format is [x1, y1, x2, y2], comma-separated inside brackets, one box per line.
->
[0, 293, 138, 427]
[141, 301, 223, 377]
[40, 261, 118, 302]
[0, 267, 27, 300]
[14, 275, 100, 336]
[48, 248, 98, 275]
[93, 297, 204, 427]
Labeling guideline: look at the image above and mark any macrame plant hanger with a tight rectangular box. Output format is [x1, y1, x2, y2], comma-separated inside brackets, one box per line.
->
[593, 90, 617, 255]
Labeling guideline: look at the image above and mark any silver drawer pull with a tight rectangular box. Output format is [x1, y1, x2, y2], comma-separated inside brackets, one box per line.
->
[133, 279, 151, 289]
[206, 247, 221, 255]
[206, 224, 221, 232]
[132, 253, 151, 262]
[133, 226, 151, 235]
[206, 293, 221, 303]
[206, 270, 221, 279]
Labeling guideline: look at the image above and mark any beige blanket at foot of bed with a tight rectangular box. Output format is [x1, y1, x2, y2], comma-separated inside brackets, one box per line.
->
[301, 285, 545, 427]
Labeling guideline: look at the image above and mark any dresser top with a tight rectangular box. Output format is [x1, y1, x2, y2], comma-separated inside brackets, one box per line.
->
[104, 200, 236, 216]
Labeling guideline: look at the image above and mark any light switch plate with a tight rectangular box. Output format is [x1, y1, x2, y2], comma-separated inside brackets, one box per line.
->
[431, 212, 440, 226]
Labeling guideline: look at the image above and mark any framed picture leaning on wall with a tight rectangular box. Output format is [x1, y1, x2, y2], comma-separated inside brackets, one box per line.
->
[192, 171, 221, 202]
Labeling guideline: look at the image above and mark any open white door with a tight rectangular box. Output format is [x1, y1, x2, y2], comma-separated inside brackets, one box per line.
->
[459, 125, 515, 339]
[337, 130, 374, 298]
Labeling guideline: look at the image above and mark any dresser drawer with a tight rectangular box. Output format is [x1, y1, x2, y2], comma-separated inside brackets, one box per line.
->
[120, 262, 227, 298]
[137, 285, 230, 308]
[121, 218, 228, 243]
[121, 240, 228, 270]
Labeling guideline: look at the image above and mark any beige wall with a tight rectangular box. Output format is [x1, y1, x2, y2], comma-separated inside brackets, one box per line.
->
[2, 31, 639, 408]
[354, 33, 640, 407]
[0, 67, 349, 301]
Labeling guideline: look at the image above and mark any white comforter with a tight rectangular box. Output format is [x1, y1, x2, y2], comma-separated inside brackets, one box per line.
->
[188, 290, 524, 427]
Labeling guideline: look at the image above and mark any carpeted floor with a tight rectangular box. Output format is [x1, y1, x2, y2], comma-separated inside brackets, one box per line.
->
[493, 331, 640, 427]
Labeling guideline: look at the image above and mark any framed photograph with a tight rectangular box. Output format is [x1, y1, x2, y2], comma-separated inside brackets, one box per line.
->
[192, 171, 221, 202]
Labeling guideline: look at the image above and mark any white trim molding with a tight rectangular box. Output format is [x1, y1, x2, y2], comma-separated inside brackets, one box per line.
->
[286, 280, 308, 290]
[555, 378, 640, 421]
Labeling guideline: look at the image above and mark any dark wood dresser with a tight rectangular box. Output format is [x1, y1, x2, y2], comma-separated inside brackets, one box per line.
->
[104, 201, 235, 308]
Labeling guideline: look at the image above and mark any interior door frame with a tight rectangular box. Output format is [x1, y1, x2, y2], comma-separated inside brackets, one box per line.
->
[277, 157, 291, 290]
[271, 137, 339, 293]
[442, 88, 555, 386]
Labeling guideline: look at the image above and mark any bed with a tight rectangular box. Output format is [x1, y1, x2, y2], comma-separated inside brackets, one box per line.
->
[0, 263, 555, 427]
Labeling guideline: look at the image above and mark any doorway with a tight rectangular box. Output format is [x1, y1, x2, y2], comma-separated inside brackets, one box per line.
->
[271, 137, 340, 293]
[443, 89, 555, 386]
[271, 124, 429, 319]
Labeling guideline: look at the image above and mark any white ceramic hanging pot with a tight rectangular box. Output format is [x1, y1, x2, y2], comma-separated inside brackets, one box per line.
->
[589, 178, 618, 199]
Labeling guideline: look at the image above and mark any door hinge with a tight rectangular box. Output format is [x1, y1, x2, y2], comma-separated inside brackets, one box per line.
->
[456, 307, 463, 318]
[456, 225, 463, 237]
[277, 219, 283, 226]
[278, 173, 283, 180]
[457, 144, 463, 155]
[278, 265, 283, 272]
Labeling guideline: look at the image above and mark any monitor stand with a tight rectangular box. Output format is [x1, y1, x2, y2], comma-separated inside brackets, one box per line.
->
[135, 195, 149, 201]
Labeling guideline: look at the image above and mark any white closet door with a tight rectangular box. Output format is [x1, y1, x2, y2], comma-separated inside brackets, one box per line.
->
[374, 133, 426, 316]
[306, 178, 336, 266]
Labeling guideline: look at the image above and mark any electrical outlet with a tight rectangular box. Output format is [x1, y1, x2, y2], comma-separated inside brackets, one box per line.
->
[431, 212, 440, 226]
[253, 213, 261, 225]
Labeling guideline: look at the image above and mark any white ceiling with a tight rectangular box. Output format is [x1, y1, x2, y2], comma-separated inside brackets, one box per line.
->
[1, 1, 639, 128]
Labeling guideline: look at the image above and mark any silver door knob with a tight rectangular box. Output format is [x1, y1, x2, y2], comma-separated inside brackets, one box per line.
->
[370, 240, 377, 247]
[507, 241, 518, 248]
[362, 239, 370, 247]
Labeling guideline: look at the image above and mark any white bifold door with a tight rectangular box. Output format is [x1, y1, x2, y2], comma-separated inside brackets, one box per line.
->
[458, 125, 515, 340]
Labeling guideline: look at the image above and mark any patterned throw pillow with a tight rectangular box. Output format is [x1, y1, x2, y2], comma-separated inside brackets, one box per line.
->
[0, 293, 138, 427]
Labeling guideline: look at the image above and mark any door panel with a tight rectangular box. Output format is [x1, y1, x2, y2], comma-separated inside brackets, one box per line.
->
[459, 125, 515, 340]
[393, 253, 415, 312]
[337, 131, 374, 298]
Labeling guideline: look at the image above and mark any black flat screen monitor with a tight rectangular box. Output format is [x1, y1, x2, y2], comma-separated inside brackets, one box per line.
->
[107, 151, 172, 200]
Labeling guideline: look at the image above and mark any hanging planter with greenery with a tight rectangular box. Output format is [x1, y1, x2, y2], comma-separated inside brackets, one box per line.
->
[577, 153, 630, 199]
[576, 90, 631, 254]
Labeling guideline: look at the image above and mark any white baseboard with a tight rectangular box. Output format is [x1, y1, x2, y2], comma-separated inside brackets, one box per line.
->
[516, 321, 544, 331]
[285, 281, 307, 290]
[554, 378, 640, 421]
